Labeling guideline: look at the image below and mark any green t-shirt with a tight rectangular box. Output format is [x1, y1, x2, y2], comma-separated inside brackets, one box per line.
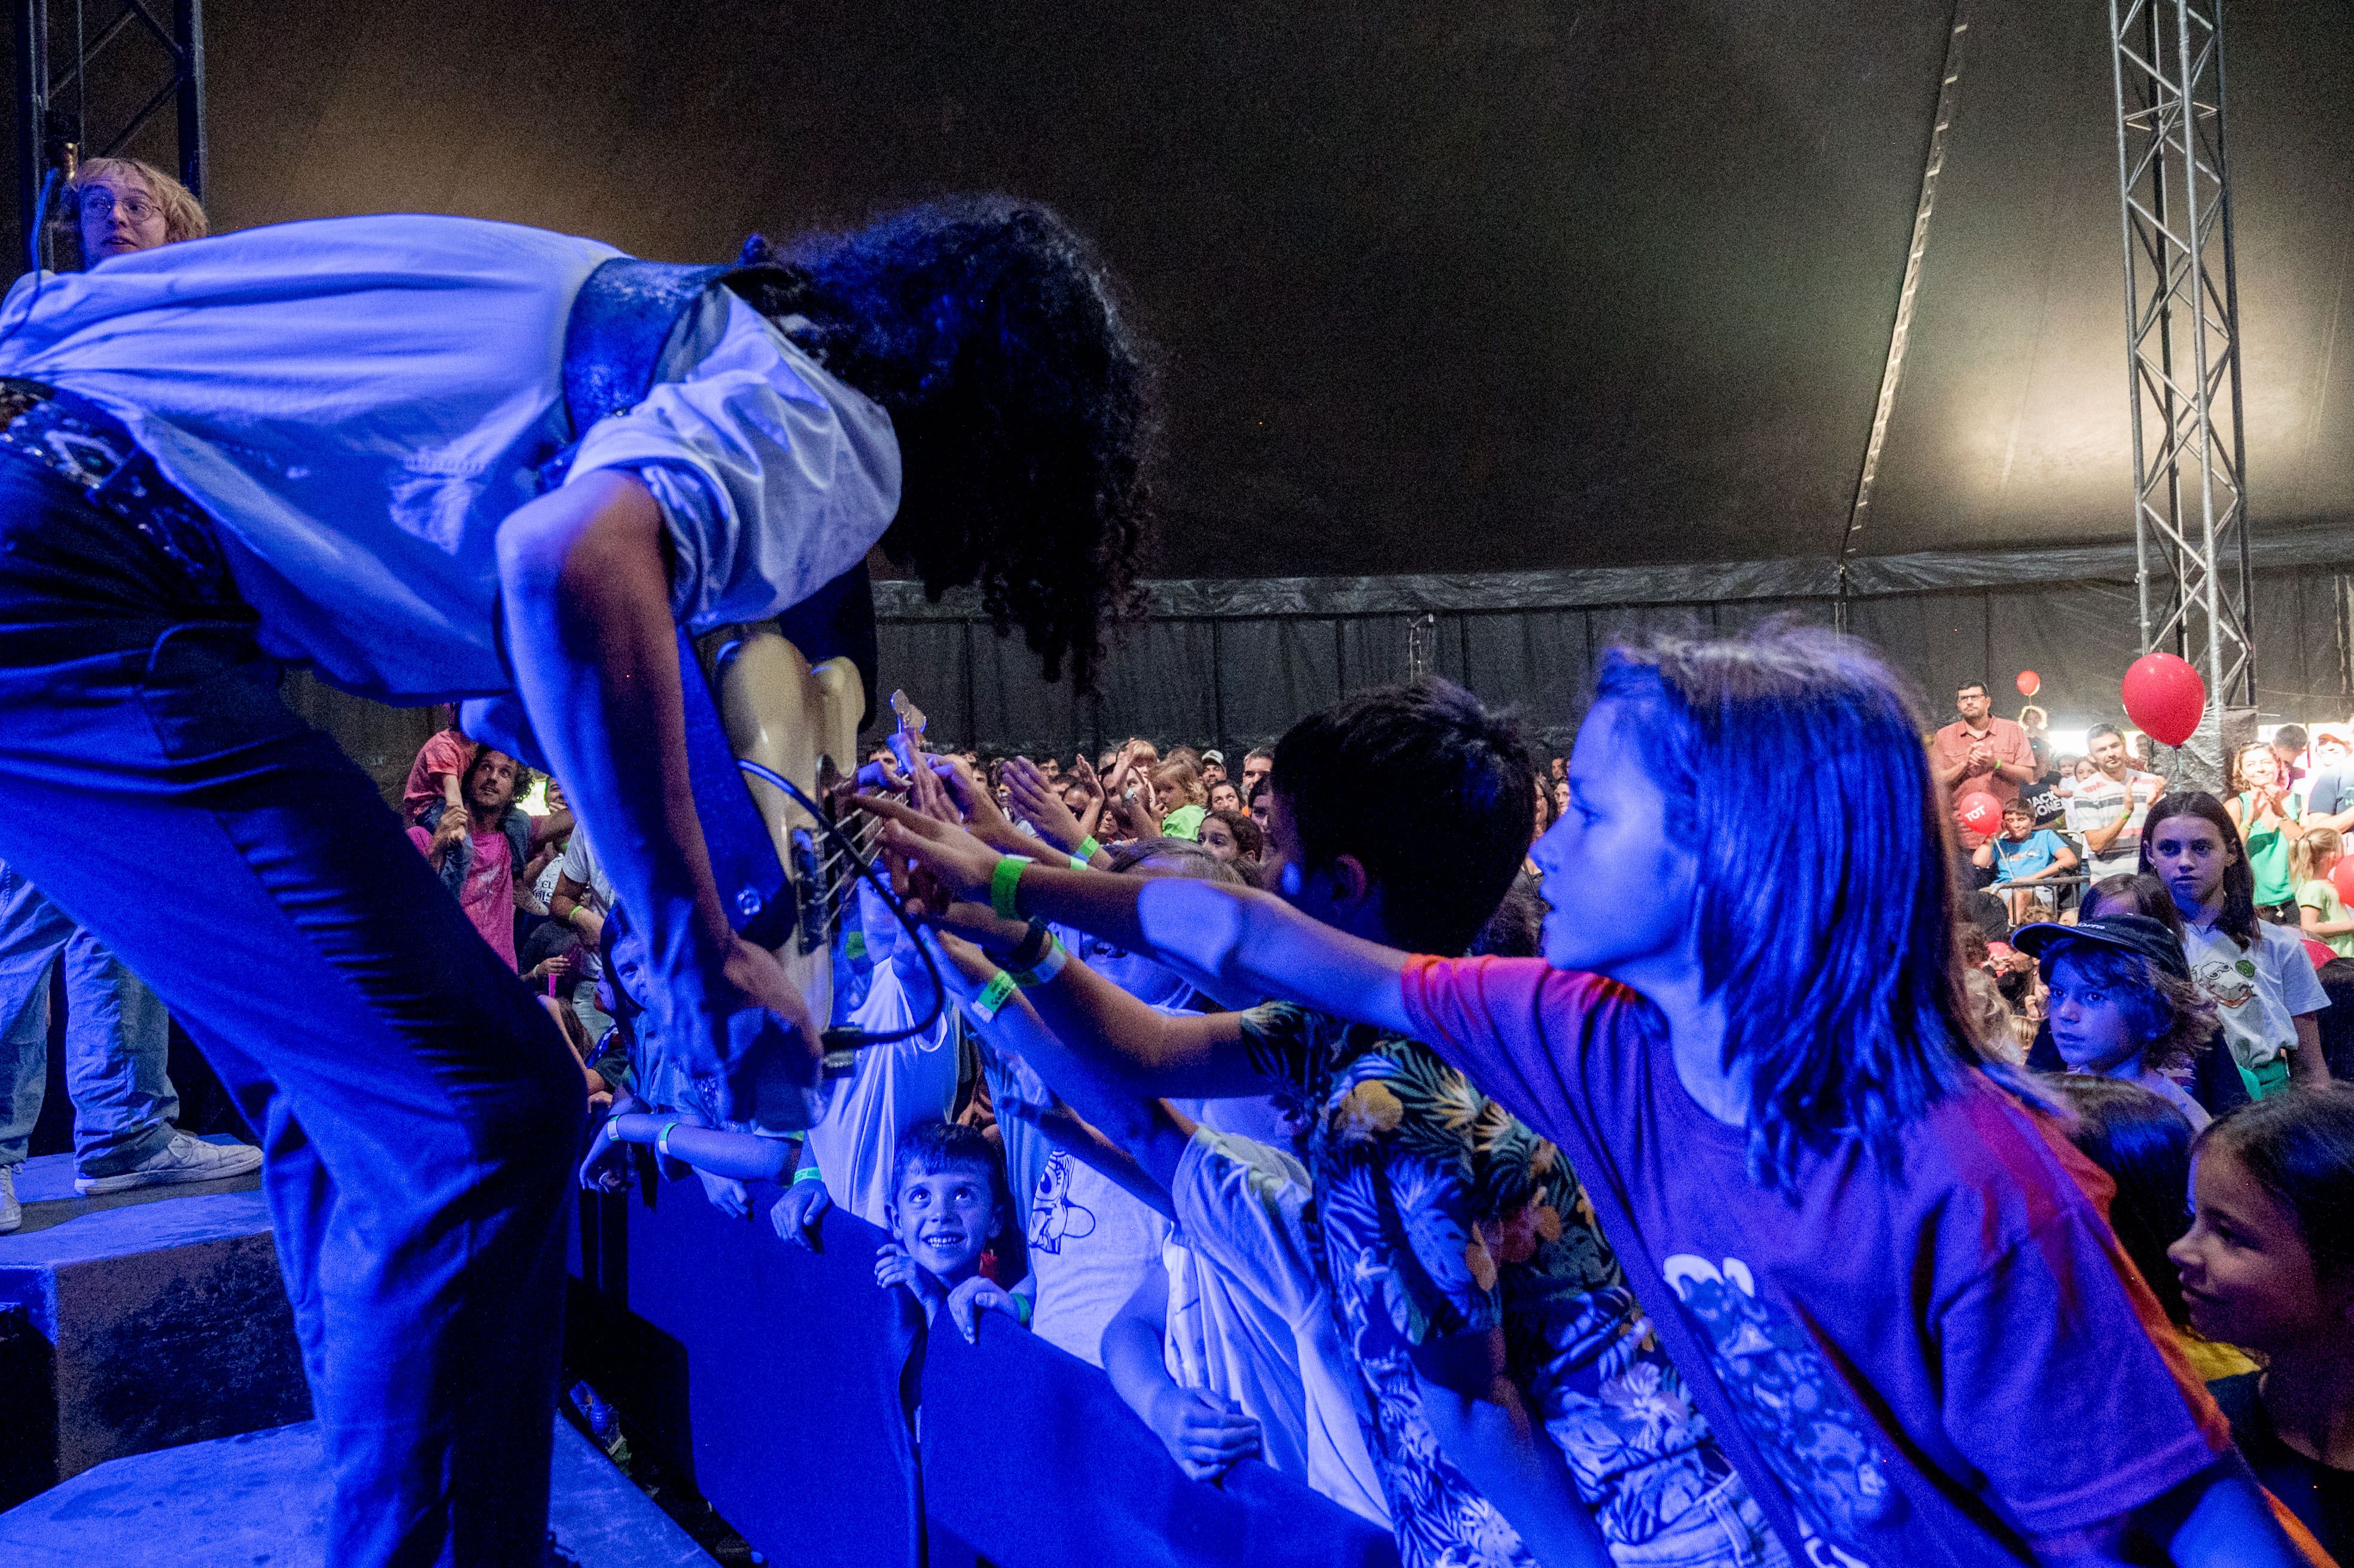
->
[2296, 877, 2354, 958]
[2234, 791, 2303, 905]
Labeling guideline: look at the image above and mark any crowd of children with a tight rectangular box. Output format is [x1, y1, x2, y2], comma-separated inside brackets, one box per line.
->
[554, 620, 2353, 1568]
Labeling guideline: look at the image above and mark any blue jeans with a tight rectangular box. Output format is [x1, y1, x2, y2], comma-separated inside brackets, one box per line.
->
[0, 869, 178, 1176]
[0, 428, 583, 1566]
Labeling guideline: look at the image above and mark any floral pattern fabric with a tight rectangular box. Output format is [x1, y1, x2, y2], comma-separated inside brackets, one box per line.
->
[1236, 1002, 1755, 1568]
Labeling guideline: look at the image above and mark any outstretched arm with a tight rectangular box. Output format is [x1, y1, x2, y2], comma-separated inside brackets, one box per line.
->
[862, 796, 1416, 1039]
[497, 470, 819, 1119]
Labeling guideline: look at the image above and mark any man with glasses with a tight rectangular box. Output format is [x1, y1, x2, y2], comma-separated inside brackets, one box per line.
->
[0, 157, 245, 1240]
[64, 156, 207, 265]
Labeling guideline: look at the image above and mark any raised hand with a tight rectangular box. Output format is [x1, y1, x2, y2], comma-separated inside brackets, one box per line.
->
[1143, 1386, 1263, 1481]
[1005, 756, 1089, 855]
[936, 757, 1039, 858]
[855, 794, 1005, 908]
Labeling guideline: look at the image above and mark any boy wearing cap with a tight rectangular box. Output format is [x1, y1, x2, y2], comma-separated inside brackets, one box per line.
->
[2014, 915, 2224, 1128]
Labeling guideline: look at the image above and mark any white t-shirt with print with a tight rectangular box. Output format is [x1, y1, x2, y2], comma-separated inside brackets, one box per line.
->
[1026, 1146, 1171, 1368]
[1168, 1128, 1390, 1526]
[2181, 916, 2329, 1070]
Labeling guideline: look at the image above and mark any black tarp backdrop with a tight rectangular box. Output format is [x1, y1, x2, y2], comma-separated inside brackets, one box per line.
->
[5, 1, 2350, 776]
[873, 525, 2354, 760]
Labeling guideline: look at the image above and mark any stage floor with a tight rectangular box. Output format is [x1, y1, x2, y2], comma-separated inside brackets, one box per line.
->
[0, 1414, 716, 1567]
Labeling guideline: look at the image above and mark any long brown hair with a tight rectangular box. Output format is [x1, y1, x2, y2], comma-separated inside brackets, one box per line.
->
[2140, 792, 2258, 946]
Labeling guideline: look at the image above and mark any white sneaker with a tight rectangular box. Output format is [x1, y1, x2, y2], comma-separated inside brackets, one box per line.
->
[75, 1132, 264, 1195]
[0, 1165, 18, 1233]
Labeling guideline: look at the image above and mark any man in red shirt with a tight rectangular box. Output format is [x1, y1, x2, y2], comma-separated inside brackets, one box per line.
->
[1929, 680, 2037, 804]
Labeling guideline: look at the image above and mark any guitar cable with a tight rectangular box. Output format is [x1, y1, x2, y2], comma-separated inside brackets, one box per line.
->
[735, 758, 948, 1049]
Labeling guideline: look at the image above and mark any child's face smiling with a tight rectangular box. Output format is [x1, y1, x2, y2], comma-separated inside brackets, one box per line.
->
[891, 1165, 1000, 1279]
[2169, 1147, 2334, 1353]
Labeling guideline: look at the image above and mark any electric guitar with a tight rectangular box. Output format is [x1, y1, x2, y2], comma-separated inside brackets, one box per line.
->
[605, 621, 878, 1134]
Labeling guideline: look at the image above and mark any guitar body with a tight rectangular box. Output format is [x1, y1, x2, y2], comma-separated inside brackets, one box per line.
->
[701, 625, 867, 1036]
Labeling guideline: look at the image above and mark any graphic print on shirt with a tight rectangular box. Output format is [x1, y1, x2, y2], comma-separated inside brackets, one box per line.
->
[1027, 1148, 1097, 1256]
[1663, 1255, 1889, 1568]
[2191, 955, 2259, 1012]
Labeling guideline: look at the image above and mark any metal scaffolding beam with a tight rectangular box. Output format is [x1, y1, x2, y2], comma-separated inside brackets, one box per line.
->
[2109, 0, 2254, 725]
[14, 0, 205, 273]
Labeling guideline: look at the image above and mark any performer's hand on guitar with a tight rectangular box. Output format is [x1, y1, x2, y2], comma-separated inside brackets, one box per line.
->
[709, 933, 823, 1106]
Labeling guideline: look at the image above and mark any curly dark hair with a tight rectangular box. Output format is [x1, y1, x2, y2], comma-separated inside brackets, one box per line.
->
[738, 198, 1157, 691]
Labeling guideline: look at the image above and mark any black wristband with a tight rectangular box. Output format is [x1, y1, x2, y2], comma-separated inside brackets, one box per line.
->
[984, 920, 1052, 972]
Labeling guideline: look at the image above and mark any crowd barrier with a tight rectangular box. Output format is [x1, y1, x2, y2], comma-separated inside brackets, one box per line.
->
[568, 1170, 1398, 1568]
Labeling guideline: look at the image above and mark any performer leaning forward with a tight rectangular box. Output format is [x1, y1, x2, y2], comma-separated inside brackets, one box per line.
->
[0, 203, 1153, 1565]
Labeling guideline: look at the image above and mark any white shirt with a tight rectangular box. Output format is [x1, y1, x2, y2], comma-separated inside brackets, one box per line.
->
[2182, 916, 2329, 1070]
[1168, 1128, 1388, 1526]
[801, 962, 960, 1231]
[1026, 1145, 1170, 1368]
[0, 215, 900, 701]
[556, 830, 616, 910]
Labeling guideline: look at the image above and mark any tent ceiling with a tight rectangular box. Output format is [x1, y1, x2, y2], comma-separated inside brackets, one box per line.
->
[28, 0, 2354, 580]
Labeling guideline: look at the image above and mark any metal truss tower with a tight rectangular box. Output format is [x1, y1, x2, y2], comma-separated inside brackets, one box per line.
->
[2109, 0, 2254, 747]
[14, 0, 205, 272]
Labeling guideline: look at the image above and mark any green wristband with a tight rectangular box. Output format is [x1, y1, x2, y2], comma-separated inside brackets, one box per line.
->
[656, 1120, 683, 1159]
[972, 969, 1018, 1023]
[1009, 1290, 1033, 1326]
[990, 855, 1033, 922]
[792, 1165, 825, 1187]
[1076, 835, 1102, 863]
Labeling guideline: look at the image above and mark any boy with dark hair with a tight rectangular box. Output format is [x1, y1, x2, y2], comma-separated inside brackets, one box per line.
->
[1972, 795, 2078, 927]
[867, 678, 1769, 1568]
[876, 1119, 1028, 1334]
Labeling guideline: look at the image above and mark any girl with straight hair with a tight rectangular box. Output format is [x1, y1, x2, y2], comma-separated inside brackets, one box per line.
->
[2143, 792, 2332, 1098]
[871, 623, 2318, 1567]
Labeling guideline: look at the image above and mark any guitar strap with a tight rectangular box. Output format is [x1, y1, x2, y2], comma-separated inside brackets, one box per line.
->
[549, 255, 879, 951]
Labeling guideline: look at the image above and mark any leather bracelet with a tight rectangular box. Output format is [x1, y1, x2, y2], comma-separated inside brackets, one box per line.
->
[1009, 936, 1069, 989]
[998, 920, 1052, 973]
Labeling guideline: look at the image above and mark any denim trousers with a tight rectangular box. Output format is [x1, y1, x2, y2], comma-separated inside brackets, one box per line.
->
[0, 866, 178, 1175]
[0, 436, 583, 1566]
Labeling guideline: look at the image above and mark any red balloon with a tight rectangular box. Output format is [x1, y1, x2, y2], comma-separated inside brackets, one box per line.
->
[1954, 792, 2003, 838]
[2331, 856, 2354, 908]
[2016, 670, 2041, 697]
[2121, 652, 2206, 748]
